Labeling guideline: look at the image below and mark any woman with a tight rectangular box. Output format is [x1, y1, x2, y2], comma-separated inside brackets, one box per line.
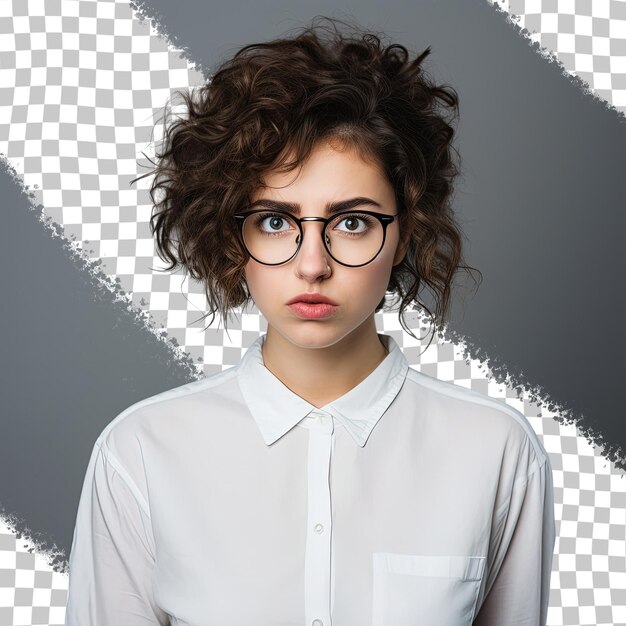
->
[65, 16, 555, 626]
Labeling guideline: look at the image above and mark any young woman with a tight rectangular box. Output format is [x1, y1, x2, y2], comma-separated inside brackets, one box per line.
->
[65, 16, 555, 626]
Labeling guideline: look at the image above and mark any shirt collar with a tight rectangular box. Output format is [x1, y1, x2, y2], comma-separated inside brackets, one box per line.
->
[236, 332, 409, 447]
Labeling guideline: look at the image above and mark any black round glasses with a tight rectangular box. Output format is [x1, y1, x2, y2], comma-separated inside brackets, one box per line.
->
[233, 209, 399, 268]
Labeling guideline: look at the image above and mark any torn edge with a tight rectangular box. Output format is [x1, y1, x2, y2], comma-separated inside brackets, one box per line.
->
[128, 0, 209, 78]
[439, 320, 626, 473]
[133, 0, 626, 121]
[0, 154, 203, 572]
[0, 503, 69, 576]
[486, 0, 626, 121]
[0, 155, 201, 380]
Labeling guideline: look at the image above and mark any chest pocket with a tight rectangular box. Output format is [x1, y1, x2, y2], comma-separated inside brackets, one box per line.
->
[372, 553, 486, 626]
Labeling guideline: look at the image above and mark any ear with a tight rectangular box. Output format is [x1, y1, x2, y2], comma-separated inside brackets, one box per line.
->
[392, 230, 411, 267]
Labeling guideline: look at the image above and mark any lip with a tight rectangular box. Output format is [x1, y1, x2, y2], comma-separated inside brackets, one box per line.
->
[286, 292, 338, 305]
[288, 302, 338, 320]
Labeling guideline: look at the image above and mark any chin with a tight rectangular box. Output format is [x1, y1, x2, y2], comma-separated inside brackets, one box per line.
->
[273, 321, 351, 349]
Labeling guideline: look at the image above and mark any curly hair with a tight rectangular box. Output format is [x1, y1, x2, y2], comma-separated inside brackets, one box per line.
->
[133, 15, 481, 342]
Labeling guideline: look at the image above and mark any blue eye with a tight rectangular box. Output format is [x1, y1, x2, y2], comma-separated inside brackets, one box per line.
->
[254, 212, 295, 235]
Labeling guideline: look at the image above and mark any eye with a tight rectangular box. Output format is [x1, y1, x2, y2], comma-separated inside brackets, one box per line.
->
[253, 212, 294, 235]
[332, 214, 374, 235]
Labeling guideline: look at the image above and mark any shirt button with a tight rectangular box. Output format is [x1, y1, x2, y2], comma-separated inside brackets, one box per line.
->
[312, 620, 323, 626]
[314, 523, 324, 534]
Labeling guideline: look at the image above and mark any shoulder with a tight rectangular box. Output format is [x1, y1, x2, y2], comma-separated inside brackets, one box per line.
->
[94, 366, 240, 467]
[404, 366, 549, 477]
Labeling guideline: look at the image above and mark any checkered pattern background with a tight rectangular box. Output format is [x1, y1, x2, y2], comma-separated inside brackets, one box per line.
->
[495, 0, 626, 110]
[0, 0, 624, 624]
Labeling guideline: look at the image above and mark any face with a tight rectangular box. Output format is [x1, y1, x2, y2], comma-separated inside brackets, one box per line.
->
[243, 139, 408, 350]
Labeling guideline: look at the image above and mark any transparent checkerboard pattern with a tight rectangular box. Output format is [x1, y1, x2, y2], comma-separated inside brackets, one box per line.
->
[490, 0, 626, 113]
[0, 0, 624, 624]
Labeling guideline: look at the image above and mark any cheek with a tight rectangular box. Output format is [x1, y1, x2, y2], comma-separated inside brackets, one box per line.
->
[244, 263, 280, 305]
[367, 253, 397, 294]
[350, 264, 392, 305]
[243, 263, 263, 299]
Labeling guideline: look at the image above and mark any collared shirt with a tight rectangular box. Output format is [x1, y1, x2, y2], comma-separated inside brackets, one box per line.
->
[65, 332, 555, 626]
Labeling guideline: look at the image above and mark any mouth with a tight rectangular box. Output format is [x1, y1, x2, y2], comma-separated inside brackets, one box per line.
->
[287, 301, 339, 320]
[286, 293, 339, 306]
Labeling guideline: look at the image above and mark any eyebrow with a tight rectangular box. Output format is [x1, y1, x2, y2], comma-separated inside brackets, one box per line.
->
[248, 196, 383, 215]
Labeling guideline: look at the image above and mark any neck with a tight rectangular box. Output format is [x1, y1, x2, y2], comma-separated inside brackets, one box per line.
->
[261, 317, 389, 409]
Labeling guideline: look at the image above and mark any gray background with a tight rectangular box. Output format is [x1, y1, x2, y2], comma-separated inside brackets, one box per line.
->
[1, 0, 624, 567]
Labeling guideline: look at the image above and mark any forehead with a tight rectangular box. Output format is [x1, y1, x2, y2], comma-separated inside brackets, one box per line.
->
[252, 140, 391, 202]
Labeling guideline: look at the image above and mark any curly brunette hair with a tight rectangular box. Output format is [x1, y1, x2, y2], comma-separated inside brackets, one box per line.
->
[133, 15, 481, 341]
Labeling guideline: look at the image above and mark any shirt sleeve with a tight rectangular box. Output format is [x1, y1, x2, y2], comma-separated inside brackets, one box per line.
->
[473, 453, 556, 626]
[65, 438, 170, 626]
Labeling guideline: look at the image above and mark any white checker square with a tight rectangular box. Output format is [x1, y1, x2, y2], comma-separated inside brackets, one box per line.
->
[58, 0, 79, 17]
[203, 345, 224, 364]
[45, 15, 63, 31]
[574, 54, 594, 72]
[96, 1, 115, 19]
[591, 554, 611, 576]
[12, 16, 31, 33]
[596, 524, 610, 540]
[186, 329, 208, 347]
[561, 588, 579, 605]
[594, 72, 613, 89]
[112, 18, 132, 37]
[118, 222, 137, 239]
[78, 15, 97, 35]
[612, 90, 626, 106]
[99, 240, 119, 257]
[15, 568, 35, 589]
[32, 587, 51, 605]
[136, 239, 155, 256]
[0, 587, 15, 606]
[61, 205, 82, 224]
[148, 291, 171, 310]
[30, 31, 47, 49]
[558, 32, 577, 52]
[543, 13, 560, 32]
[49, 606, 67, 624]
[609, 19, 626, 39]
[574, 14, 593, 35]
[610, 506, 626, 524]
[62, 30, 79, 50]
[167, 310, 188, 328]
[116, 257, 137, 274]
[610, 54, 626, 72]
[132, 274, 153, 292]
[593, 0, 612, 19]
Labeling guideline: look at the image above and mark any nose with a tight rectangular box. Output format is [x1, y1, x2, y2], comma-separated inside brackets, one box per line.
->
[293, 221, 332, 280]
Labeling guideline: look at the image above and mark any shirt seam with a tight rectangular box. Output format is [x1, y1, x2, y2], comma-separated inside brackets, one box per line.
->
[99, 438, 151, 520]
[491, 456, 550, 535]
[405, 367, 549, 466]
[514, 454, 549, 491]
[94, 367, 238, 450]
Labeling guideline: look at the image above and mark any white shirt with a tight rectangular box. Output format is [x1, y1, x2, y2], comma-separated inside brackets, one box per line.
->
[65, 332, 555, 626]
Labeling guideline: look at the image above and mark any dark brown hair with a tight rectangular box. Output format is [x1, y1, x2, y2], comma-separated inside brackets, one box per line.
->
[133, 15, 481, 341]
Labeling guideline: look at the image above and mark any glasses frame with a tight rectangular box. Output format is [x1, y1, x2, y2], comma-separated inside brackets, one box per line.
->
[233, 208, 399, 268]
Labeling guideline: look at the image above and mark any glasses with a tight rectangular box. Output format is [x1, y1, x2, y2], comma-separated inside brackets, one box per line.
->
[233, 209, 399, 267]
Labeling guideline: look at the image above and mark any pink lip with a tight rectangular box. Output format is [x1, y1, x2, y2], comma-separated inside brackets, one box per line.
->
[286, 293, 338, 305]
[288, 302, 338, 319]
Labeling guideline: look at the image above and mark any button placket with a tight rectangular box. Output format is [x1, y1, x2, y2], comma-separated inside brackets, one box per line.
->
[304, 411, 334, 626]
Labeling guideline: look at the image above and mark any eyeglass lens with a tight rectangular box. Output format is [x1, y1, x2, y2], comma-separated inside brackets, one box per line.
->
[241, 212, 385, 265]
